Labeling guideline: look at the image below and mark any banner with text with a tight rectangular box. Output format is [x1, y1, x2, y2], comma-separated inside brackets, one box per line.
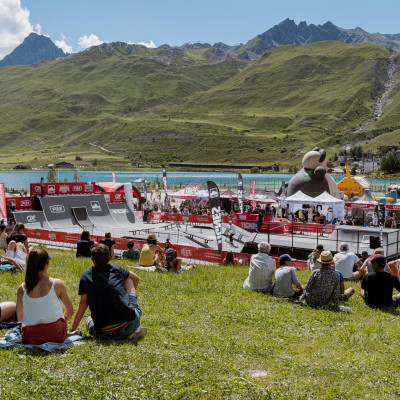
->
[0, 183, 7, 220]
[238, 173, 243, 213]
[207, 180, 222, 253]
[30, 182, 95, 196]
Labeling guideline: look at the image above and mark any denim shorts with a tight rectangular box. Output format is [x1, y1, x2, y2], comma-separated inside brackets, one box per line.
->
[86, 294, 142, 340]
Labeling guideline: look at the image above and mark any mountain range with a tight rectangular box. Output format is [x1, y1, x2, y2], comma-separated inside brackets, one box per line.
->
[0, 21, 399, 170]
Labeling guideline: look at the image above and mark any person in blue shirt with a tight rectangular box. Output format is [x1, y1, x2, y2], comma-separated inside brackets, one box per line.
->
[330, 261, 355, 301]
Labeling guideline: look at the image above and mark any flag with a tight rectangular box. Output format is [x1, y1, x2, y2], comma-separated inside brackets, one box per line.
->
[251, 179, 256, 210]
[207, 181, 222, 253]
[162, 166, 168, 206]
[142, 174, 147, 204]
[0, 183, 6, 220]
[112, 172, 116, 183]
[281, 181, 286, 208]
[237, 173, 244, 213]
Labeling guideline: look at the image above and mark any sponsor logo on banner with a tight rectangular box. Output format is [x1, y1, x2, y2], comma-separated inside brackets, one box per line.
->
[114, 193, 122, 200]
[27, 215, 36, 223]
[50, 205, 65, 213]
[180, 248, 193, 257]
[35, 231, 42, 237]
[21, 200, 32, 207]
[104, 194, 110, 202]
[209, 188, 219, 199]
[182, 216, 189, 222]
[203, 251, 221, 262]
[198, 216, 210, 223]
[73, 185, 82, 192]
[34, 186, 41, 193]
[48, 232, 57, 241]
[84, 183, 94, 193]
[112, 209, 128, 214]
[59, 185, 70, 194]
[48, 185, 56, 194]
[90, 201, 101, 212]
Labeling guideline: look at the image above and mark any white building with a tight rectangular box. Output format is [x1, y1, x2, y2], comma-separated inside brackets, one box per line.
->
[363, 159, 380, 174]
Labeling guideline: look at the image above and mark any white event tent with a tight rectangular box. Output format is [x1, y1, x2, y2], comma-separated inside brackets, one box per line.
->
[283, 191, 345, 220]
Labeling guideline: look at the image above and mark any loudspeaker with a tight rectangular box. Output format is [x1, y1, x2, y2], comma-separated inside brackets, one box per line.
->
[241, 241, 259, 254]
[369, 236, 380, 249]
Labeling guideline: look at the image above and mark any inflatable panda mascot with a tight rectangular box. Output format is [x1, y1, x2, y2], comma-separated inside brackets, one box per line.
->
[287, 147, 340, 198]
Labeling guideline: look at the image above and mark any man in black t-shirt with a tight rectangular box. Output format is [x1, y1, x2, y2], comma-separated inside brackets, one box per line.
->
[361, 255, 400, 308]
[70, 244, 147, 340]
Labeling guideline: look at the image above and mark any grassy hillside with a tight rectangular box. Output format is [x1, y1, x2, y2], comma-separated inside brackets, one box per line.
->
[0, 41, 398, 169]
[2, 249, 400, 399]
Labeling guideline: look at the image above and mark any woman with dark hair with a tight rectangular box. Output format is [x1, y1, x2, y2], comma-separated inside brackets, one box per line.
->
[99, 232, 115, 259]
[76, 230, 95, 258]
[222, 251, 244, 266]
[16, 248, 74, 344]
[6, 223, 29, 253]
[138, 233, 165, 267]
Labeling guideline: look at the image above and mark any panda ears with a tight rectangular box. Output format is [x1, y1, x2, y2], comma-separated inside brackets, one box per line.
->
[312, 147, 326, 162]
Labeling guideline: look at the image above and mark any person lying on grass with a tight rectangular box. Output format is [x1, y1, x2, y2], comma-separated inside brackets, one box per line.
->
[301, 251, 340, 308]
[360, 254, 400, 309]
[164, 248, 195, 273]
[16, 248, 75, 345]
[222, 252, 244, 266]
[70, 244, 147, 340]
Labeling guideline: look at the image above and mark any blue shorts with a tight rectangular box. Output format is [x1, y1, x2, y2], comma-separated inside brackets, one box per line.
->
[86, 294, 142, 340]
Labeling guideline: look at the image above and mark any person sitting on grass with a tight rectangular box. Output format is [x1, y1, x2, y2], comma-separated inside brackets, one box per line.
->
[362, 248, 399, 276]
[0, 301, 17, 323]
[165, 248, 195, 273]
[222, 251, 244, 266]
[243, 242, 276, 293]
[99, 232, 116, 260]
[307, 245, 324, 271]
[333, 243, 364, 281]
[70, 244, 147, 340]
[16, 248, 74, 345]
[122, 241, 140, 261]
[76, 230, 96, 258]
[5, 240, 29, 271]
[138, 233, 165, 267]
[273, 254, 304, 299]
[301, 251, 340, 308]
[361, 254, 400, 309]
[6, 223, 29, 253]
[329, 259, 355, 302]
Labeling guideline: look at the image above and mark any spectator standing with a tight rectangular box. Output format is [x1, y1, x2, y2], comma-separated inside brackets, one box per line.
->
[228, 221, 236, 245]
[243, 242, 276, 293]
[40, 177, 45, 197]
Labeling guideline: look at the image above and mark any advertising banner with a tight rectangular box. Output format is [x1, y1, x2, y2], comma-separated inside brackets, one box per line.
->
[251, 179, 256, 210]
[6, 196, 33, 210]
[237, 173, 244, 213]
[30, 182, 95, 196]
[207, 181, 222, 252]
[0, 183, 7, 220]
[141, 175, 147, 204]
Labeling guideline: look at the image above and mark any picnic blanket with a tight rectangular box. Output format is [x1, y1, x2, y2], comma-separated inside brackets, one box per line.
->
[0, 327, 85, 352]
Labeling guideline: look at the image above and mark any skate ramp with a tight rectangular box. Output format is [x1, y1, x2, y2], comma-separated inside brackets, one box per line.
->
[13, 211, 53, 230]
[108, 203, 136, 227]
[72, 207, 94, 230]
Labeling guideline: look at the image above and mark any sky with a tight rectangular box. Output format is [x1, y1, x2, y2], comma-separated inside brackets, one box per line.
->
[1, 0, 400, 60]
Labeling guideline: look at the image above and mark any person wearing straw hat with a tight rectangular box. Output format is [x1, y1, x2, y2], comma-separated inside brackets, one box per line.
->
[301, 251, 340, 308]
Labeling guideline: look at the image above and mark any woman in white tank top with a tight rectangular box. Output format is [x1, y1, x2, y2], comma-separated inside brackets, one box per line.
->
[16, 248, 74, 345]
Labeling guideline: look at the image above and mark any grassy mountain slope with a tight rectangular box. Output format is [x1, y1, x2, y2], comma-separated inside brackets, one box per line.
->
[0, 41, 398, 169]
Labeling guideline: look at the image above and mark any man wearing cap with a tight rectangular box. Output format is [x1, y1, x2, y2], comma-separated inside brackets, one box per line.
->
[273, 254, 304, 299]
[361, 254, 400, 308]
[301, 251, 340, 308]
[243, 242, 276, 293]
[333, 243, 364, 281]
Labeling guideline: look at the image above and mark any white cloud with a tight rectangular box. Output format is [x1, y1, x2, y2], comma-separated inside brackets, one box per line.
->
[0, 0, 34, 60]
[55, 39, 72, 54]
[34, 23, 42, 34]
[136, 40, 156, 48]
[78, 34, 103, 50]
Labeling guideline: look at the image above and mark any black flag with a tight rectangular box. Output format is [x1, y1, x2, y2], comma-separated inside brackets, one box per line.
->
[237, 173, 244, 213]
[162, 166, 168, 206]
[208, 180, 222, 253]
[141, 175, 147, 204]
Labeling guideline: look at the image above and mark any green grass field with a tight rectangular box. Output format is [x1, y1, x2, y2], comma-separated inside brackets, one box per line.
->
[1, 249, 400, 399]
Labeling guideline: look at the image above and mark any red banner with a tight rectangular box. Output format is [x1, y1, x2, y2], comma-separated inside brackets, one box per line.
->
[104, 192, 125, 203]
[0, 183, 7, 219]
[386, 204, 400, 210]
[6, 196, 34, 210]
[251, 179, 256, 209]
[345, 202, 375, 209]
[30, 182, 95, 196]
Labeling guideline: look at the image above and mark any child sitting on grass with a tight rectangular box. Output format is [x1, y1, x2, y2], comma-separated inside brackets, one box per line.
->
[122, 241, 140, 261]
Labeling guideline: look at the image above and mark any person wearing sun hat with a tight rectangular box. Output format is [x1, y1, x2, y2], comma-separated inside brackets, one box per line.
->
[301, 251, 340, 308]
[138, 233, 166, 267]
[361, 254, 400, 308]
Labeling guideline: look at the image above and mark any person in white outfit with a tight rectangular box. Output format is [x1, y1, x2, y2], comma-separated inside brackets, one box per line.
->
[243, 242, 276, 293]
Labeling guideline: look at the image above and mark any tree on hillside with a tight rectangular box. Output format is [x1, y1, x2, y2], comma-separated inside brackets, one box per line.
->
[380, 152, 400, 174]
[47, 168, 56, 183]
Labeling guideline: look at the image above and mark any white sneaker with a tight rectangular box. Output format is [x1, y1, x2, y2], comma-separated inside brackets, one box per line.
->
[128, 327, 147, 340]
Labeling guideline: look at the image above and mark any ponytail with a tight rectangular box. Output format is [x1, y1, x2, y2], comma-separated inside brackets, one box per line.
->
[25, 248, 49, 293]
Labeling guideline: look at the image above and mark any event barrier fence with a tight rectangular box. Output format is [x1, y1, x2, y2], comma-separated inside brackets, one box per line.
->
[24, 227, 308, 270]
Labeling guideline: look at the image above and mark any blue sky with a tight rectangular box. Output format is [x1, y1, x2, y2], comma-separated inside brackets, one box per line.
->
[1, 0, 400, 58]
